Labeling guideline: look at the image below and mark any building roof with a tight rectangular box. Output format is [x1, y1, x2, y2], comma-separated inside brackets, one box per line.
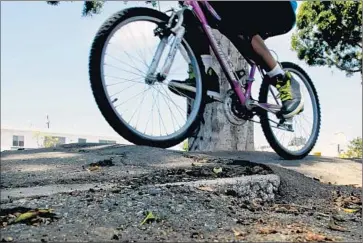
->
[1, 125, 123, 140]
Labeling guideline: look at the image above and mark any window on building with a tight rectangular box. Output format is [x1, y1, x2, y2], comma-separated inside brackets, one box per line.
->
[78, 138, 87, 143]
[12, 135, 25, 147]
[99, 140, 116, 144]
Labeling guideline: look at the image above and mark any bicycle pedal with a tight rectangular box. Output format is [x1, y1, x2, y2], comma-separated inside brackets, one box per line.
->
[278, 118, 294, 132]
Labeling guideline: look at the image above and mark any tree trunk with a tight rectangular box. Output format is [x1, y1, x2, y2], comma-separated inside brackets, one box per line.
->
[188, 30, 254, 152]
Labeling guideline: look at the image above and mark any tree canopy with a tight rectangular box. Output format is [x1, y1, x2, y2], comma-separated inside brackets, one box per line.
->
[291, 1, 362, 76]
[46, 1, 158, 16]
[340, 137, 363, 159]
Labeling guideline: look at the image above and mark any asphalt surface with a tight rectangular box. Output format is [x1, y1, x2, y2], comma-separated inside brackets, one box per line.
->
[0, 144, 362, 242]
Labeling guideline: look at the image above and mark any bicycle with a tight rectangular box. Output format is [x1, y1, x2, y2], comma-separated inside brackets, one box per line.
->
[88, 1, 321, 160]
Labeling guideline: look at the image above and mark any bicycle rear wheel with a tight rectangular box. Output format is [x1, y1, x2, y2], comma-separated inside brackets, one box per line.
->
[89, 7, 206, 148]
[259, 62, 321, 160]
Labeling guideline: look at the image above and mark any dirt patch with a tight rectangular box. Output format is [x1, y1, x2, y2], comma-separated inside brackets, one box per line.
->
[82, 158, 116, 172]
[89, 158, 115, 167]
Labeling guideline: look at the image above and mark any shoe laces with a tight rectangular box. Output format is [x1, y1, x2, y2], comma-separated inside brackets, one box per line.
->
[276, 72, 293, 101]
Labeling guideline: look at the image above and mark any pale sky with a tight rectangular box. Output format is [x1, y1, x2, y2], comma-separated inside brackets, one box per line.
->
[1, 1, 362, 156]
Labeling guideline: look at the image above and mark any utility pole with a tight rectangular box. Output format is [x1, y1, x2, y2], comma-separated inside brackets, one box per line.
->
[46, 115, 50, 129]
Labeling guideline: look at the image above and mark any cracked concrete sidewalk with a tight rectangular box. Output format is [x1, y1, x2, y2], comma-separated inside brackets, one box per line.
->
[1, 144, 279, 203]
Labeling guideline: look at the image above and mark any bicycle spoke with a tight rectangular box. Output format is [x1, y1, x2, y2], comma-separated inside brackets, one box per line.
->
[109, 42, 150, 70]
[155, 86, 168, 135]
[152, 84, 187, 117]
[114, 85, 149, 108]
[110, 82, 141, 98]
[297, 116, 309, 142]
[159, 84, 183, 126]
[143, 89, 155, 134]
[126, 25, 150, 69]
[106, 53, 147, 76]
[158, 85, 180, 131]
[143, 21, 157, 58]
[105, 63, 147, 79]
[106, 76, 144, 86]
[128, 86, 150, 126]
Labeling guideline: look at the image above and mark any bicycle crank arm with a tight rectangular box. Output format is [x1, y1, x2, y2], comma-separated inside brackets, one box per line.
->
[251, 102, 281, 114]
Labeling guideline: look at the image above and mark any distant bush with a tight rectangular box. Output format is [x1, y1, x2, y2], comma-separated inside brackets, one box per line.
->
[339, 137, 362, 159]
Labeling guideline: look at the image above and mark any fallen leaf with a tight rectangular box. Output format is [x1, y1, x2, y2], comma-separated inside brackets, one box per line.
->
[213, 167, 222, 174]
[192, 162, 204, 167]
[14, 211, 39, 223]
[197, 186, 214, 192]
[140, 211, 156, 226]
[342, 208, 359, 213]
[37, 209, 54, 214]
[7, 208, 56, 226]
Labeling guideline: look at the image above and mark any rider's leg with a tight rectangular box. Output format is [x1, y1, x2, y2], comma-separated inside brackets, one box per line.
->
[250, 35, 281, 75]
[211, 1, 304, 118]
[249, 33, 303, 118]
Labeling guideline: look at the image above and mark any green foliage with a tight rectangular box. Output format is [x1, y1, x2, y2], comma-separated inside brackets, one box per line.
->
[182, 140, 188, 151]
[340, 137, 362, 159]
[46, 1, 158, 16]
[43, 136, 60, 148]
[32, 131, 60, 148]
[291, 1, 362, 76]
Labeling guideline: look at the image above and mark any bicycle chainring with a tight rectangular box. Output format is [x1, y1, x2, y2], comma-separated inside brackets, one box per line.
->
[223, 89, 252, 126]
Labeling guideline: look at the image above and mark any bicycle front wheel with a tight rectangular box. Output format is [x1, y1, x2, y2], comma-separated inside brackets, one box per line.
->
[89, 7, 206, 148]
[259, 62, 321, 160]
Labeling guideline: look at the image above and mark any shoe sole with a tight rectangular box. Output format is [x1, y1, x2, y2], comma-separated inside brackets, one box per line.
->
[282, 95, 305, 119]
[168, 82, 223, 102]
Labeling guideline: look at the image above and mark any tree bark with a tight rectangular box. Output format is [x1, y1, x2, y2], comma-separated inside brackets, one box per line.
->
[188, 30, 254, 152]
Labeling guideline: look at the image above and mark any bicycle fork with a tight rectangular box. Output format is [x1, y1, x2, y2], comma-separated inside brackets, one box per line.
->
[145, 8, 189, 84]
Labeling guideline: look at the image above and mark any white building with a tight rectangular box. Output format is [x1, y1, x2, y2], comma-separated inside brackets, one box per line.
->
[1, 126, 130, 151]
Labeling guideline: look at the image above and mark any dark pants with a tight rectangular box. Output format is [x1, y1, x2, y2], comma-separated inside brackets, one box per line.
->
[209, 1, 296, 40]
[184, 1, 296, 68]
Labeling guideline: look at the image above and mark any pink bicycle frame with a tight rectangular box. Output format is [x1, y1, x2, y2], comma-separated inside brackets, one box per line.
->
[183, 0, 257, 106]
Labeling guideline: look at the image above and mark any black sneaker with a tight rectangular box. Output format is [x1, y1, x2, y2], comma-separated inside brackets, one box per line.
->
[168, 65, 220, 103]
[271, 71, 304, 119]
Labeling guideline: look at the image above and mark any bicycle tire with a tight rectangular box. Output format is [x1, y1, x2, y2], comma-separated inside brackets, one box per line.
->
[258, 62, 321, 160]
[89, 7, 207, 148]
